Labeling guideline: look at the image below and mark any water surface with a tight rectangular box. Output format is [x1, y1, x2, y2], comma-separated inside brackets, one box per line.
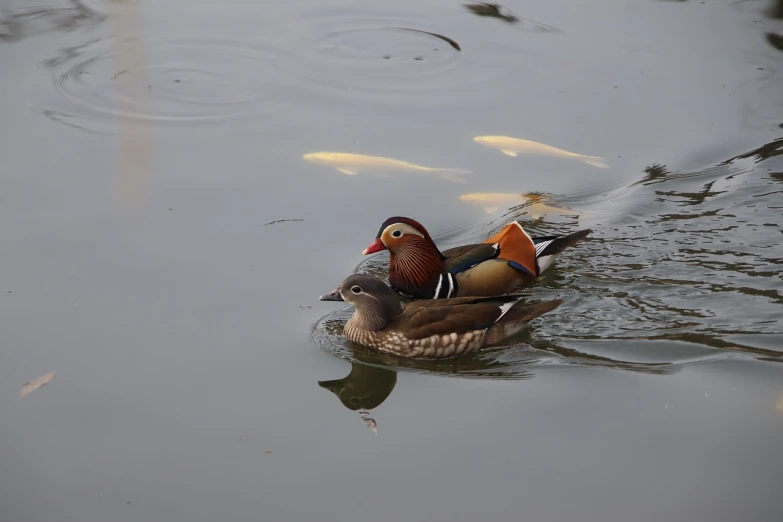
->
[2, 1, 783, 521]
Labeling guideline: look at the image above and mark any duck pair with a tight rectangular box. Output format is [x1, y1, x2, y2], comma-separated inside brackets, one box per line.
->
[320, 217, 591, 360]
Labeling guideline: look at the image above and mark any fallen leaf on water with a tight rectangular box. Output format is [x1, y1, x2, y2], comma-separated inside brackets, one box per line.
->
[19, 370, 56, 398]
[264, 218, 304, 226]
[363, 417, 378, 435]
[777, 396, 783, 414]
[360, 410, 378, 435]
[265, 450, 272, 454]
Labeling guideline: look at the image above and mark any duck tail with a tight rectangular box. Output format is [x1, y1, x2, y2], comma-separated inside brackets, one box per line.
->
[533, 229, 592, 274]
[535, 229, 592, 258]
[485, 298, 563, 345]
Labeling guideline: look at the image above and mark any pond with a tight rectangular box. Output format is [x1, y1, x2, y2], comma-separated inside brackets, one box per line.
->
[1, 0, 782, 521]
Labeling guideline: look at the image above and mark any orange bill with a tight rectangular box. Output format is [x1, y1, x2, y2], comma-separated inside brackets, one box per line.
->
[483, 221, 538, 276]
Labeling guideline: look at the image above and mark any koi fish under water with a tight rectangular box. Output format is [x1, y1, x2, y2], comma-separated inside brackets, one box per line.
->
[473, 136, 609, 168]
[459, 192, 581, 217]
[302, 152, 471, 183]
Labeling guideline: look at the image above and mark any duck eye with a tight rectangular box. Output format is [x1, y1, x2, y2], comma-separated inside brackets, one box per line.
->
[351, 285, 362, 294]
[391, 230, 402, 238]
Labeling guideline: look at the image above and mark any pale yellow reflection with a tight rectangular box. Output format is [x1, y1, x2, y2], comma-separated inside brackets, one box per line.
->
[303, 152, 471, 183]
[473, 135, 608, 168]
[107, 0, 153, 211]
[459, 192, 581, 218]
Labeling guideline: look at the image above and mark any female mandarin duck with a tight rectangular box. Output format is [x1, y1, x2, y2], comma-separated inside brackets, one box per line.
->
[362, 216, 591, 299]
[319, 274, 562, 359]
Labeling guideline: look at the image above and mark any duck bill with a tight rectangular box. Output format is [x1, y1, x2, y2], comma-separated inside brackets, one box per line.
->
[319, 288, 344, 302]
[362, 238, 387, 255]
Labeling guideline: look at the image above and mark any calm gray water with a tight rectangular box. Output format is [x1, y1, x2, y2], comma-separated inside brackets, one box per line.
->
[2, 0, 783, 521]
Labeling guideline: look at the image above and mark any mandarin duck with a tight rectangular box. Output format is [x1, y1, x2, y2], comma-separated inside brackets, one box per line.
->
[319, 274, 562, 359]
[361, 217, 591, 299]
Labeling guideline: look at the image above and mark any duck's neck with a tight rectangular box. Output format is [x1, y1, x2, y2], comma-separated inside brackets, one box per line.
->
[347, 309, 389, 332]
[388, 238, 444, 297]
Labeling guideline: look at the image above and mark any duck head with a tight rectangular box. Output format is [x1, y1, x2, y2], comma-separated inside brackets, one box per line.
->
[319, 274, 403, 330]
[362, 216, 438, 255]
[361, 217, 445, 296]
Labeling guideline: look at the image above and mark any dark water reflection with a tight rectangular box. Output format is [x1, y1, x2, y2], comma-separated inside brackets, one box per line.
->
[463, 2, 561, 32]
[3, 0, 783, 521]
[0, 0, 104, 42]
[767, 0, 783, 18]
[464, 2, 520, 24]
[768, 31, 783, 51]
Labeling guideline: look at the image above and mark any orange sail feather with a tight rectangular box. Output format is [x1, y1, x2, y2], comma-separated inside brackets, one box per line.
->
[483, 222, 538, 276]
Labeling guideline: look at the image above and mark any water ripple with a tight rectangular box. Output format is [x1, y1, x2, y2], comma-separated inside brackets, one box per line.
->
[312, 135, 783, 377]
[526, 137, 783, 363]
[284, 7, 513, 104]
[311, 307, 676, 379]
[36, 36, 287, 132]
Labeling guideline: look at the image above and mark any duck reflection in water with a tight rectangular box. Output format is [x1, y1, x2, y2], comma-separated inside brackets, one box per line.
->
[319, 363, 398, 435]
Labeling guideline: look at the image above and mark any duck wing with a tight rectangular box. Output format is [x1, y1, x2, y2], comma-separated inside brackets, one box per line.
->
[441, 243, 500, 275]
[396, 295, 521, 339]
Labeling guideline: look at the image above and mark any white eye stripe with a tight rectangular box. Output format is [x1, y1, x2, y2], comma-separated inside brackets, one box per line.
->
[383, 223, 424, 239]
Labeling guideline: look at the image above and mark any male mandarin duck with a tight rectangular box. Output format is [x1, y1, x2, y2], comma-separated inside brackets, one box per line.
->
[361, 216, 591, 299]
[319, 274, 562, 359]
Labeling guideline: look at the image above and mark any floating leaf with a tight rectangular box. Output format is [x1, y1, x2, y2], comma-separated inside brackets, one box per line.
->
[264, 218, 304, 226]
[19, 370, 55, 398]
[360, 410, 378, 435]
[363, 417, 378, 435]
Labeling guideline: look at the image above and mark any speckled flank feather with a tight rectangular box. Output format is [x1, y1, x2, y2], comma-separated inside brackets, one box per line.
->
[345, 317, 487, 359]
